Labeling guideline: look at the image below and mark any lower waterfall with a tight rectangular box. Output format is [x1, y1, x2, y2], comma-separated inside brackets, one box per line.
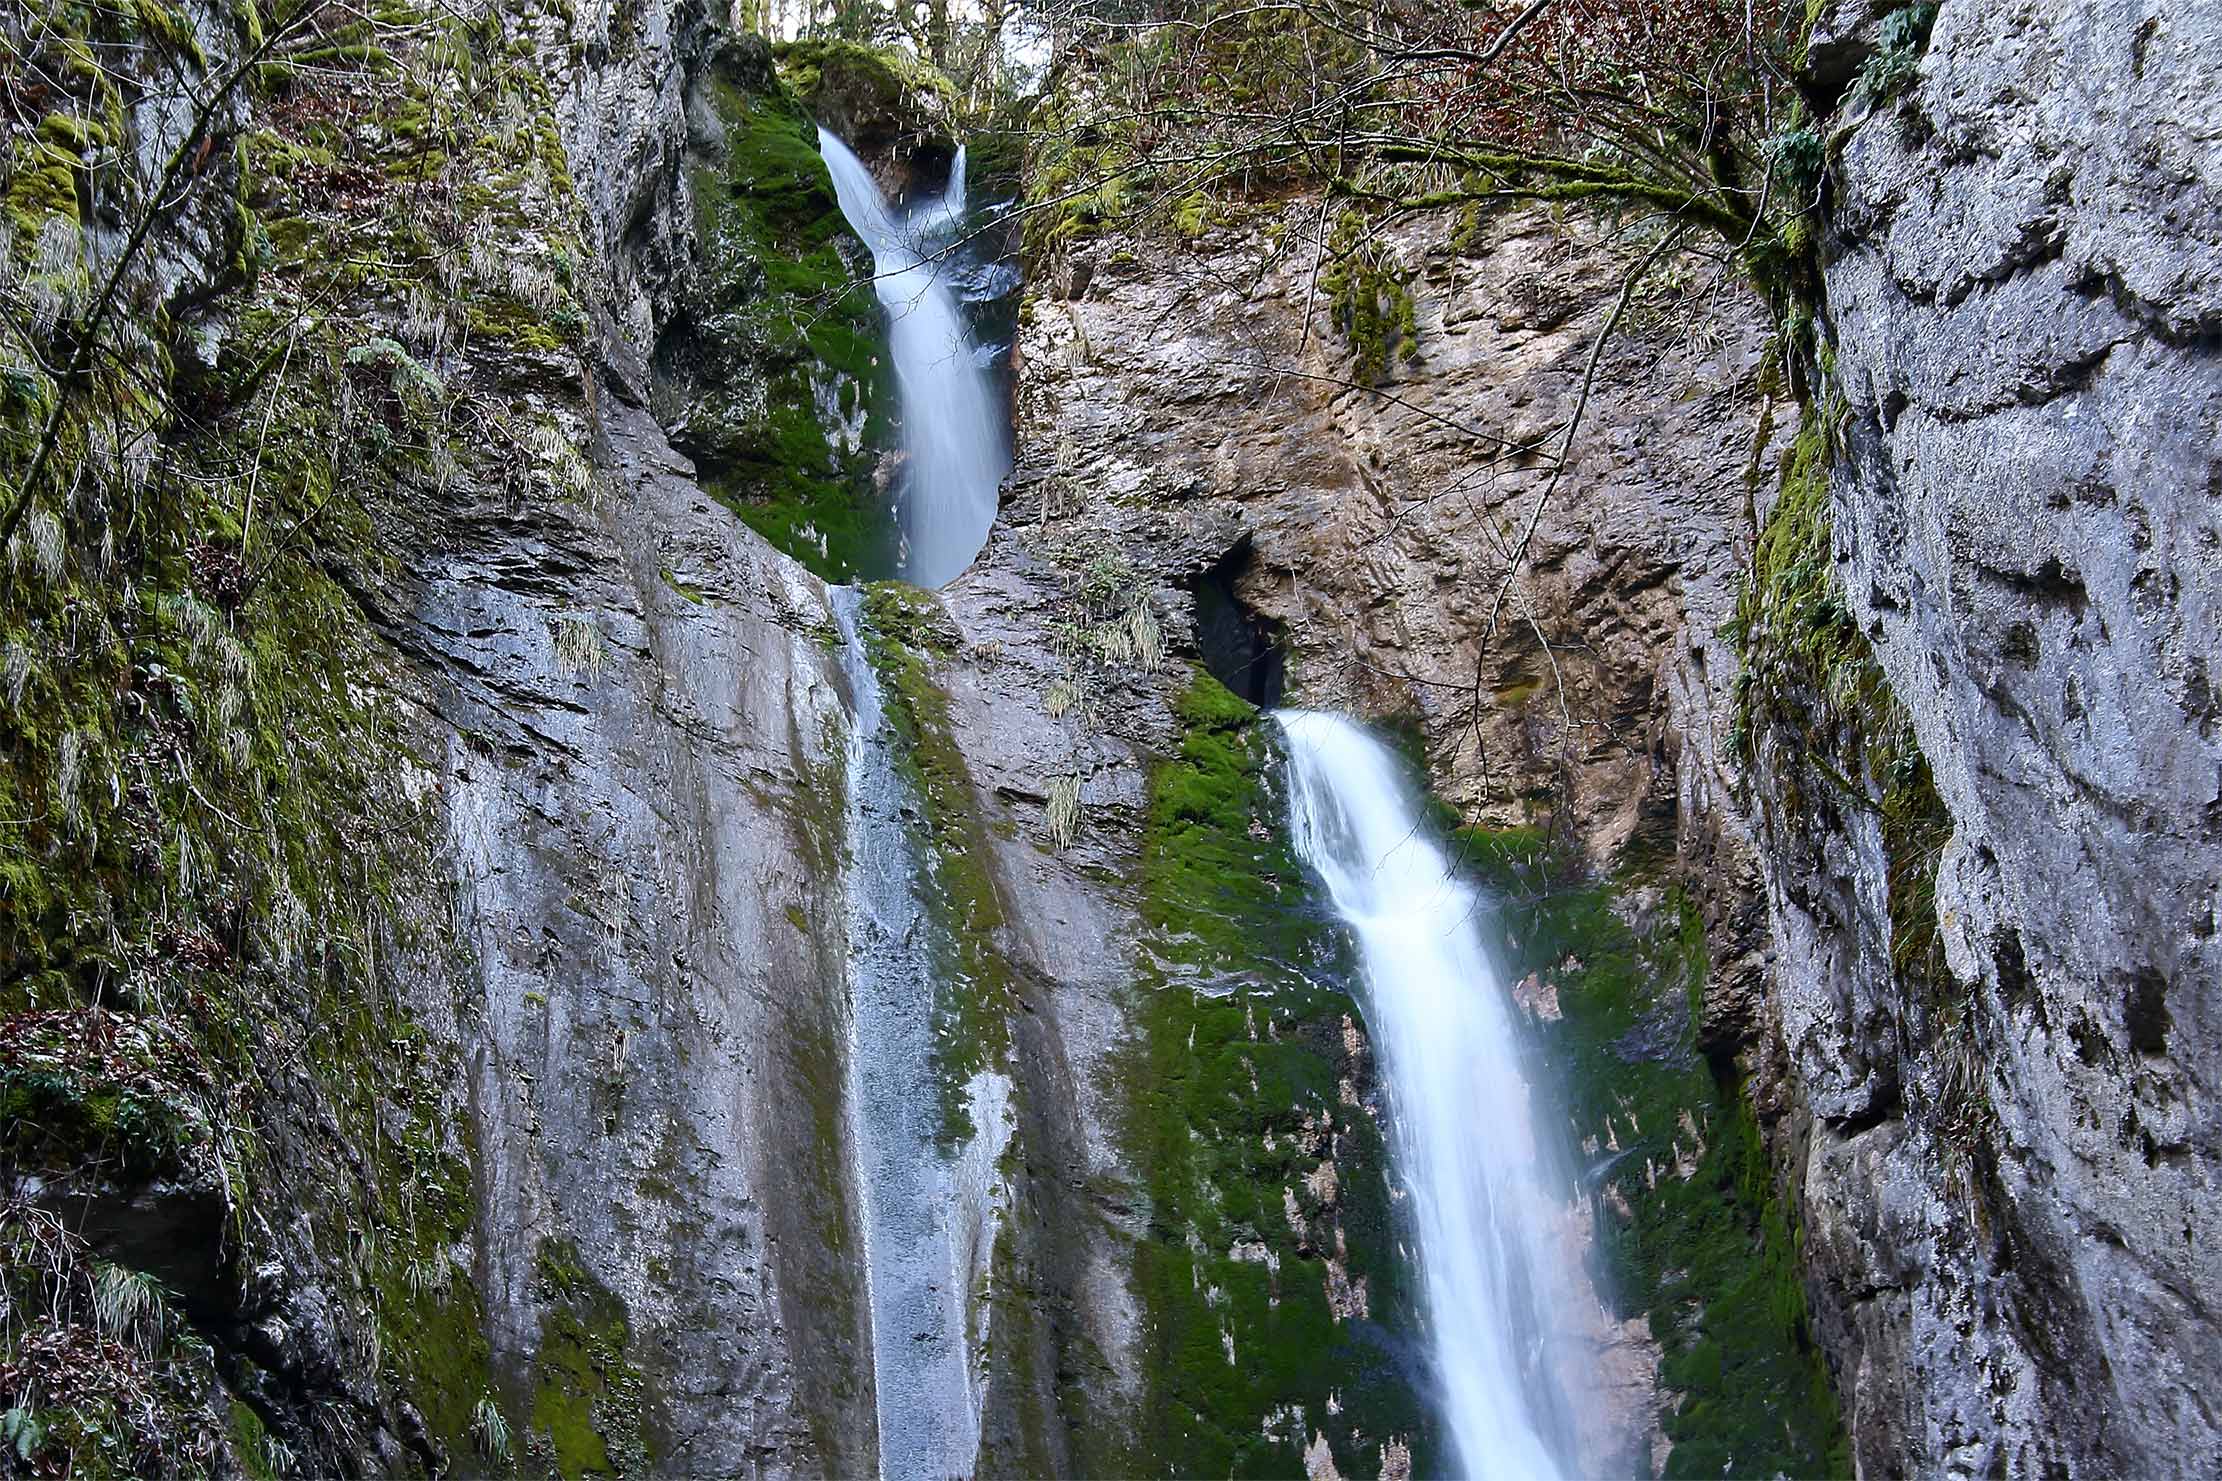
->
[1276, 710, 1583, 1480]
[832, 587, 1012, 1481]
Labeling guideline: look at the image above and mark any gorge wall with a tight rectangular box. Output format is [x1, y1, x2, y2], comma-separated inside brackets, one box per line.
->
[2, 1, 2215, 1478]
[1790, 2, 2222, 1473]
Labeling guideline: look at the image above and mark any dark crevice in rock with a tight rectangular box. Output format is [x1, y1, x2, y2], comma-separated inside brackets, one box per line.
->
[1984, 555, 2090, 619]
[2069, 262, 2222, 350]
[2122, 969, 2172, 1056]
[1188, 537, 1286, 708]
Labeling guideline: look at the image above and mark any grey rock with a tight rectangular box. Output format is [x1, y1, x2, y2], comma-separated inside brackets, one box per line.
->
[1808, 0, 2222, 1473]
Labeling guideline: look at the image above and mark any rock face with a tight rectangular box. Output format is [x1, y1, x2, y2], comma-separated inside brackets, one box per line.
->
[394, 390, 867, 1473]
[1025, 209, 1777, 872]
[385, 6, 885, 1469]
[1792, 1, 2222, 1473]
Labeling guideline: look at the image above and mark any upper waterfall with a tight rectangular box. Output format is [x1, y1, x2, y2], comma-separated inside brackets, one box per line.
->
[1276, 711, 1584, 1479]
[818, 129, 1007, 589]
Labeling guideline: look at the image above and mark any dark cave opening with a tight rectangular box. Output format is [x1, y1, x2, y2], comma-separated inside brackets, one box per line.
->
[1191, 538, 1286, 709]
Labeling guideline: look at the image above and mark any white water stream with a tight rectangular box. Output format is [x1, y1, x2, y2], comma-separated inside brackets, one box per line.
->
[1277, 710, 1582, 1479]
[832, 588, 1012, 1481]
[818, 130, 1007, 588]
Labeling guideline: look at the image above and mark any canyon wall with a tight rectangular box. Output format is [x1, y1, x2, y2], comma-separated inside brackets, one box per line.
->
[5, 1, 2216, 1477]
[1791, 1, 2222, 1473]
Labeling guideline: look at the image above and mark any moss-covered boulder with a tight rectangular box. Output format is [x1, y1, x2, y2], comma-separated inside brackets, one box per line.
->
[773, 38, 958, 201]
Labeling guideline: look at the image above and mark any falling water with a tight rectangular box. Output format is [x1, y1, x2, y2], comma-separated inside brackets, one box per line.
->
[1276, 710, 1582, 1480]
[832, 588, 1013, 1481]
[819, 130, 1008, 588]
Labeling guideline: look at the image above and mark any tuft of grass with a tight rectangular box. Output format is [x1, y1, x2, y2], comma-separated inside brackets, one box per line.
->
[1045, 772, 1082, 848]
[471, 1394, 511, 1464]
[90, 1263, 167, 1355]
[550, 614, 607, 681]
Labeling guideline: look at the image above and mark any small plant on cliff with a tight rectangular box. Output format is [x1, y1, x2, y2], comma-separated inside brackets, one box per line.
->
[551, 615, 609, 681]
[1047, 772, 1084, 849]
[1855, 4, 1941, 102]
[472, 1395, 513, 1464]
[1319, 209, 1421, 383]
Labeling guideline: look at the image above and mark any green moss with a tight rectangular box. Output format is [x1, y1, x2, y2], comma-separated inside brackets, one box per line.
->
[229, 1400, 274, 1481]
[7, 125, 86, 241]
[367, 1123, 497, 1467]
[771, 38, 961, 128]
[660, 569, 708, 604]
[0, 1055, 204, 1178]
[529, 1237, 651, 1478]
[1319, 209, 1419, 383]
[1729, 399, 1953, 993]
[464, 297, 579, 355]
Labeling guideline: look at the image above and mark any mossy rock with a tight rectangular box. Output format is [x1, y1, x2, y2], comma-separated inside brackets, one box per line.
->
[528, 1237, 653, 1477]
[773, 38, 958, 199]
[854, 586, 1014, 1142]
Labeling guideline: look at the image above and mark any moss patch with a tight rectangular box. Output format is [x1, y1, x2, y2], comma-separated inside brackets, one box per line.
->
[773, 38, 960, 141]
[1461, 833, 1850, 1477]
[1730, 397, 1955, 1036]
[527, 1237, 651, 1478]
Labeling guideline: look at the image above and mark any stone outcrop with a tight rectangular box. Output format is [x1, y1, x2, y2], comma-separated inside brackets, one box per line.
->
[773, 37, 959, 200]
[1789, 1, 2222, 1473]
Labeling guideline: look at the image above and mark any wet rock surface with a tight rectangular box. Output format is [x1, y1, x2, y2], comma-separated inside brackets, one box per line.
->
[385, 390, 865, 1474]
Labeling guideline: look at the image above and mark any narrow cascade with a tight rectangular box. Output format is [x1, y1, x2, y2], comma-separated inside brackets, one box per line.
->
[1276, 711, 1583, 1480]
[819, 130, 1008, 588]
[831, 588, 1011, 1481]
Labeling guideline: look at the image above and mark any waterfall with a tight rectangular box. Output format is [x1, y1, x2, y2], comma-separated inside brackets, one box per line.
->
[819, 130, 1008, 589]
[832, 588, 1013, 1481]
[1275, 711, 1582, 1480]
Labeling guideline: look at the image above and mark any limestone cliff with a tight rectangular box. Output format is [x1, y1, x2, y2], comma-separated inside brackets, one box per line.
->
[1789, 1, 2222, 1473]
